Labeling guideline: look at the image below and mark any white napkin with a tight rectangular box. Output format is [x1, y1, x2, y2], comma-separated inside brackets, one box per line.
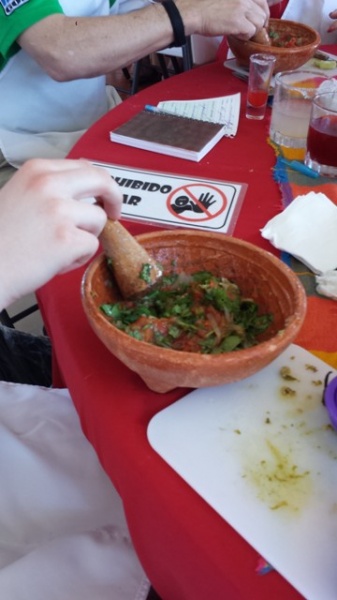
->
[0, 382, 149, 600]
[261, 192, 337, 275]
[316, 270, 337, 300]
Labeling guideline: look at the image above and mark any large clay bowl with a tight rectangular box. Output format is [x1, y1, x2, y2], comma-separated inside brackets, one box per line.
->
[227, 19, 321, 73]
[82, 230, 307, 393]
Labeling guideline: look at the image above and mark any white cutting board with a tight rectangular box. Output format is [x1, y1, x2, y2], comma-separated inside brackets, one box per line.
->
[147, 344, 337, 600]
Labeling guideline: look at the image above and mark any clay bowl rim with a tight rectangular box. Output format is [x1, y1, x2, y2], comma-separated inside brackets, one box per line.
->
[81, 230, 307, 364]
[227, 18, 321, 61]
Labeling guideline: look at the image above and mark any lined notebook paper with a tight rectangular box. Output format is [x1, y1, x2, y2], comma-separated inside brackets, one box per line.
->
[157, 93, 241, 135]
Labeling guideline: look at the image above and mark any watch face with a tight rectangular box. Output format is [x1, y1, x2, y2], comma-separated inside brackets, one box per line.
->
[324, 375, 337, 431]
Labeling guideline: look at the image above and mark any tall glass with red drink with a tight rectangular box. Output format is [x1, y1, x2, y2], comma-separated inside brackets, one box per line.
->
[305, 91, 337, 178]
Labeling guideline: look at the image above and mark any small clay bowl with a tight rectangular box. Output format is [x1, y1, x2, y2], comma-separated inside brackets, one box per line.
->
[82, 230, 307, 393]
[227, 19, 321, 74]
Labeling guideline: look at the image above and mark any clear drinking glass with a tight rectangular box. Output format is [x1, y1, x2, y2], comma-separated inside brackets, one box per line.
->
[246, 53, 276, 120]
[269, 70, 329, 155]
[305, 90, 337, 177]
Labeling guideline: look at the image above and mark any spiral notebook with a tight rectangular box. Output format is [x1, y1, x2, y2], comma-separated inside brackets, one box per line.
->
[109, 108, 226, 162]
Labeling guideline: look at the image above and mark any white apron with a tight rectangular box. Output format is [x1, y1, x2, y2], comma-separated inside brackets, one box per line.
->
[0, 0, 122, 167]
[282, 0, 337, 43]
[0, 381, 150, 600]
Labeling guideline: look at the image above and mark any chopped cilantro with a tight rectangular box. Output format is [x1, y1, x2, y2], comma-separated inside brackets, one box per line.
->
[101, 270, 273, 354]
[139, 263, 153, 284]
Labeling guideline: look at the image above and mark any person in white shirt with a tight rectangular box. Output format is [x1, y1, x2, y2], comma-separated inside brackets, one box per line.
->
[0, 0, 270, 187]
[0, 158, 154, 600]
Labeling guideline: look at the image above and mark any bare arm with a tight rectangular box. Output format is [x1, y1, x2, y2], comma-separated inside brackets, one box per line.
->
[18, 0, 269, 81]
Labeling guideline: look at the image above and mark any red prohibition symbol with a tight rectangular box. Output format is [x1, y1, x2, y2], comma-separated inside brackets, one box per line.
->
[167, 183, 228, 222]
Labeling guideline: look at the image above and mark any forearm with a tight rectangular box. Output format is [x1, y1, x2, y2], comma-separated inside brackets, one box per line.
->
[18, 4, 179, 81]
[18, 0, 269, 81]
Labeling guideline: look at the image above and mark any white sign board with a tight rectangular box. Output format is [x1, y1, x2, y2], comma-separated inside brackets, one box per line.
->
[92, 162, 247, 234]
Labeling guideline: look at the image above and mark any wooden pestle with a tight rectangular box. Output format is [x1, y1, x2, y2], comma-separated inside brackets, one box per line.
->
[99, 219, 162, 299]
[250, 27, 271, 45]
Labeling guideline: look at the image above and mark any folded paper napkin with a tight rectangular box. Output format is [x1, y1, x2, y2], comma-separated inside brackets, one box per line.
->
[316, 270, 337, 300]
[261, 191, 337, 275]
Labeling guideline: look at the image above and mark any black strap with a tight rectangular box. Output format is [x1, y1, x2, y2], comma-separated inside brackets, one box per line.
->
[161, 0, 186, 48]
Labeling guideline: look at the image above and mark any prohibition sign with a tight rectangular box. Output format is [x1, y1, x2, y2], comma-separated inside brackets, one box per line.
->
[167, 183, 228, 223]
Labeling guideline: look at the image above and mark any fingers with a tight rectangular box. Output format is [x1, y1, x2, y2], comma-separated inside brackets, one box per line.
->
[21, 158, 123, 220]
[179, 0, 269, 39]
[43, 202, 105, 276]
[18, 158, 123, 271]
[230, 0, 270, 40]
[66, 200, 108, 237]
[246, 5, 270, 38]
[0, 159, 124, 306]
[328, 10, 337, 32]
[60, 160, 123, 220]
[57, 234, 101, 274]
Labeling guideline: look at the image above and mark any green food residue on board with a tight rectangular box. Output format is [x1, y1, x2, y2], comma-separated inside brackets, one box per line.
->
[279, 366, 298, 382]
[243, 439, 312, 512]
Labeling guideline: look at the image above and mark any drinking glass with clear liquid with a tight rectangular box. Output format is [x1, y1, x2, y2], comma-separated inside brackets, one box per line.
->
[246, 54, 276, 120]
[305, 90, 337, 177]
[269, 70, 329, 157]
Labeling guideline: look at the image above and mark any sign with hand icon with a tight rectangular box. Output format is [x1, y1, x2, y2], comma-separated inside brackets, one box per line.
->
[91, 162, 247, 233]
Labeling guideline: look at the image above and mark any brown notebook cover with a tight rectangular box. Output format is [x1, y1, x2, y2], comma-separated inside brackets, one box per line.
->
[109, 109, 225, 162]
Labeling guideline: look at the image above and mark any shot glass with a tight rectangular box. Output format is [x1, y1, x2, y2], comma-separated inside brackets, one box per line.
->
[305, 90, 337, 177]
[246, 53, 276, 120]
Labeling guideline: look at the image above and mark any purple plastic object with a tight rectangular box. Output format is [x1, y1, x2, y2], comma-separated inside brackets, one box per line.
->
[324, 376, 337, 431]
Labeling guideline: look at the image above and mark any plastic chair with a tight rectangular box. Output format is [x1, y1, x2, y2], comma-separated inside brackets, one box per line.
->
[121, 38, 192, 96]
[116, 35, 221, 96]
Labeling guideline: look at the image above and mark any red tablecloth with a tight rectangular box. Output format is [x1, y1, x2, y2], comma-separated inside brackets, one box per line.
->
[37, 56, 336, 600]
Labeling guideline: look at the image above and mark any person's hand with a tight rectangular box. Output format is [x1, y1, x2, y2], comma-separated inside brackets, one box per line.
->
[0, 158, 123, 310]
[177, 0, 270, 41]
[327, 9, 337, 33]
